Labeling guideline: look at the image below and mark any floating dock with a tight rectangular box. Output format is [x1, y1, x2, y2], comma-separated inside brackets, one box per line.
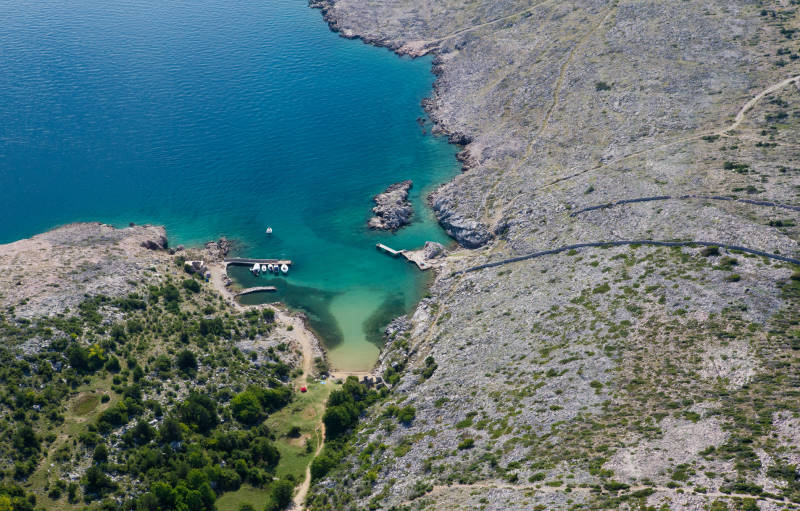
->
[235, 286, 277, 297]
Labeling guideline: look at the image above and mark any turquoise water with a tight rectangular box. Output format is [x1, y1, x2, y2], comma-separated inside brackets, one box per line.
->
[0, 0, 458, 370]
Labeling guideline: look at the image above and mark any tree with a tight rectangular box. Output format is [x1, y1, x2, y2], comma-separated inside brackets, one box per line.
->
[310, 453, 337, 481]
[322, 404, 357, 439]
[93, 443, 108, 463]
[13, 425, 39, 457]
[181, 279, 200, 293]
[263, 480, 294, 511]
[159, 416, 183, 443]
[179, 393, 218, 433]
[176, 349, 198, 375]
[83, 465, 117, 498]
[66, 344, 89, 373]
[231, 391, 263, 425]
[251, 437, 280, 468]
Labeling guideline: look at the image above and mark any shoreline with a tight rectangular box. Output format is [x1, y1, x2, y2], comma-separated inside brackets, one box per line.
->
[207, 260, 332, 376]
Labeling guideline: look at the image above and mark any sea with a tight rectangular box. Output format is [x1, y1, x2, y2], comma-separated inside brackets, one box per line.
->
[0, 0, 459, 371]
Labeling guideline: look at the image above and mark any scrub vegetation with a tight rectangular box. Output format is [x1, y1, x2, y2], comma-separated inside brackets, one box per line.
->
[0, 257, 309, 511]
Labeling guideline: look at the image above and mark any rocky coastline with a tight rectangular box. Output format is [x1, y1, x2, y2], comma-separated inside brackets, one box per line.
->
[306, 0, 800, 509]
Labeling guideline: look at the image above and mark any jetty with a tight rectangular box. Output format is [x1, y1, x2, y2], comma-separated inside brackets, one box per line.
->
[375, 244, 432, 270]
[224, 258, 292, 267]
[376, 243, 402, 257]
[235, 286, 277, 297]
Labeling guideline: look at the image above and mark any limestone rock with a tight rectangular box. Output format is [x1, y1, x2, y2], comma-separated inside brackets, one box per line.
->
[204, 238, 233, 262]
[423, 241, 446, 259]
[368, 180, 413, 231]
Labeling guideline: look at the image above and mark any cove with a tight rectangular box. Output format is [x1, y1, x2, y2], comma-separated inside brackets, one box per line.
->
[0, 0, 458, 371]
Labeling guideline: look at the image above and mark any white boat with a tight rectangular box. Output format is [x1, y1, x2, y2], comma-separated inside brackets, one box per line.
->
[261, 264, 267, 273]
[251, 263, 260, 276]
[280, 264, 289, 274]
[266, 227, 273, 235]
[267, 264, 274, 272]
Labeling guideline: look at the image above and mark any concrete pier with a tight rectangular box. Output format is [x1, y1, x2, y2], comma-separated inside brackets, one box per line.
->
[375, 243, 432, 270]
[235, 286, 278, 297]
[224, 258, 292, 267]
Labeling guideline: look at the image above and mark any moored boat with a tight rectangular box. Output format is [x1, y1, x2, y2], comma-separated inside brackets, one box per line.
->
[280, 264, 289, 274]
[251, 263, 260, 276]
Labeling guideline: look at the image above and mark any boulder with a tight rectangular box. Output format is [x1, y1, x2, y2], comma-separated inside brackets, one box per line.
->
[140, 234, 168, 251]
[423, 241, 446, 259]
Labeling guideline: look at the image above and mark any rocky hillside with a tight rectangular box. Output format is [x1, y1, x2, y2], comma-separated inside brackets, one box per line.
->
[307, 0, 800, 509]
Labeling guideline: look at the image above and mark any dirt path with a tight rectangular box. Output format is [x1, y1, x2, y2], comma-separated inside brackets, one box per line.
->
[727, 74, 800, 133]
[538, 72, 800, 191]
[398, 0, 556, 56]
[207, 262, 244, 311]
[480, 2, 619, 223]
[206, 262, 373, 510]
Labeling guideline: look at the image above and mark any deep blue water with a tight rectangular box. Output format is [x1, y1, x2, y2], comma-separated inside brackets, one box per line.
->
[0, 0, 459, 370]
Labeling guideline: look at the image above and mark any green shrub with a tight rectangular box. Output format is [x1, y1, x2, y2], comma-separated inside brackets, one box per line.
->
[175, 350, 197, 374]
[263, 480, 294, 511]
[231, 391, 264, 425]
[457, 438, 475, 450]
[181, 279, 201, 293]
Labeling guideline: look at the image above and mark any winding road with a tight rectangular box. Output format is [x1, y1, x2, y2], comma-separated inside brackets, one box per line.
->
[456, 239, 800, 275]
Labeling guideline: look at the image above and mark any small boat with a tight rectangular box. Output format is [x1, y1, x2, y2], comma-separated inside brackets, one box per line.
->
[266, 227, 273, 235]
[261, 264, 267, 273]
[280, 264, 289, 274]
[267, 264, 274, 272]
[251, 263, 260, 276]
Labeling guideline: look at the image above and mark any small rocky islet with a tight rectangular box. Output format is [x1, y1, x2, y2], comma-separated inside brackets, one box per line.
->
[367, 179, 414, 231]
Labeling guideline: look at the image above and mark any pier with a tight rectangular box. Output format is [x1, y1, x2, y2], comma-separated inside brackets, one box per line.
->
[375, 243, 402, 257]
[224, 258, 292, 267]
[375, 244, 432, 270]
[235, 286, 277, 297]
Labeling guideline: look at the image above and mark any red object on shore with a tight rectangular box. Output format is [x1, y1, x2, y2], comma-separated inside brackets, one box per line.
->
[300, 386, 307, 393]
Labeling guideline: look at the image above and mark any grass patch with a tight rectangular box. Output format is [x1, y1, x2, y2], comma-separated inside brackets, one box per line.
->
[265, 382, 331, 481]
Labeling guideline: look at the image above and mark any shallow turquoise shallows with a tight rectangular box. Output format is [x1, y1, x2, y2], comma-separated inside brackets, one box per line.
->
[0, 0, 458, 370]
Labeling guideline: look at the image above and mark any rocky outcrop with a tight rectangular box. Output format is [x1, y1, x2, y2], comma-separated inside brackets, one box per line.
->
[430, 193, 491, 248]
[204, 238, 233, 262]
[0, 223, 172, 318]
[140, 233, 168, 251]
[368, 180, 414, 231]
[422, 241, 446, 259]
